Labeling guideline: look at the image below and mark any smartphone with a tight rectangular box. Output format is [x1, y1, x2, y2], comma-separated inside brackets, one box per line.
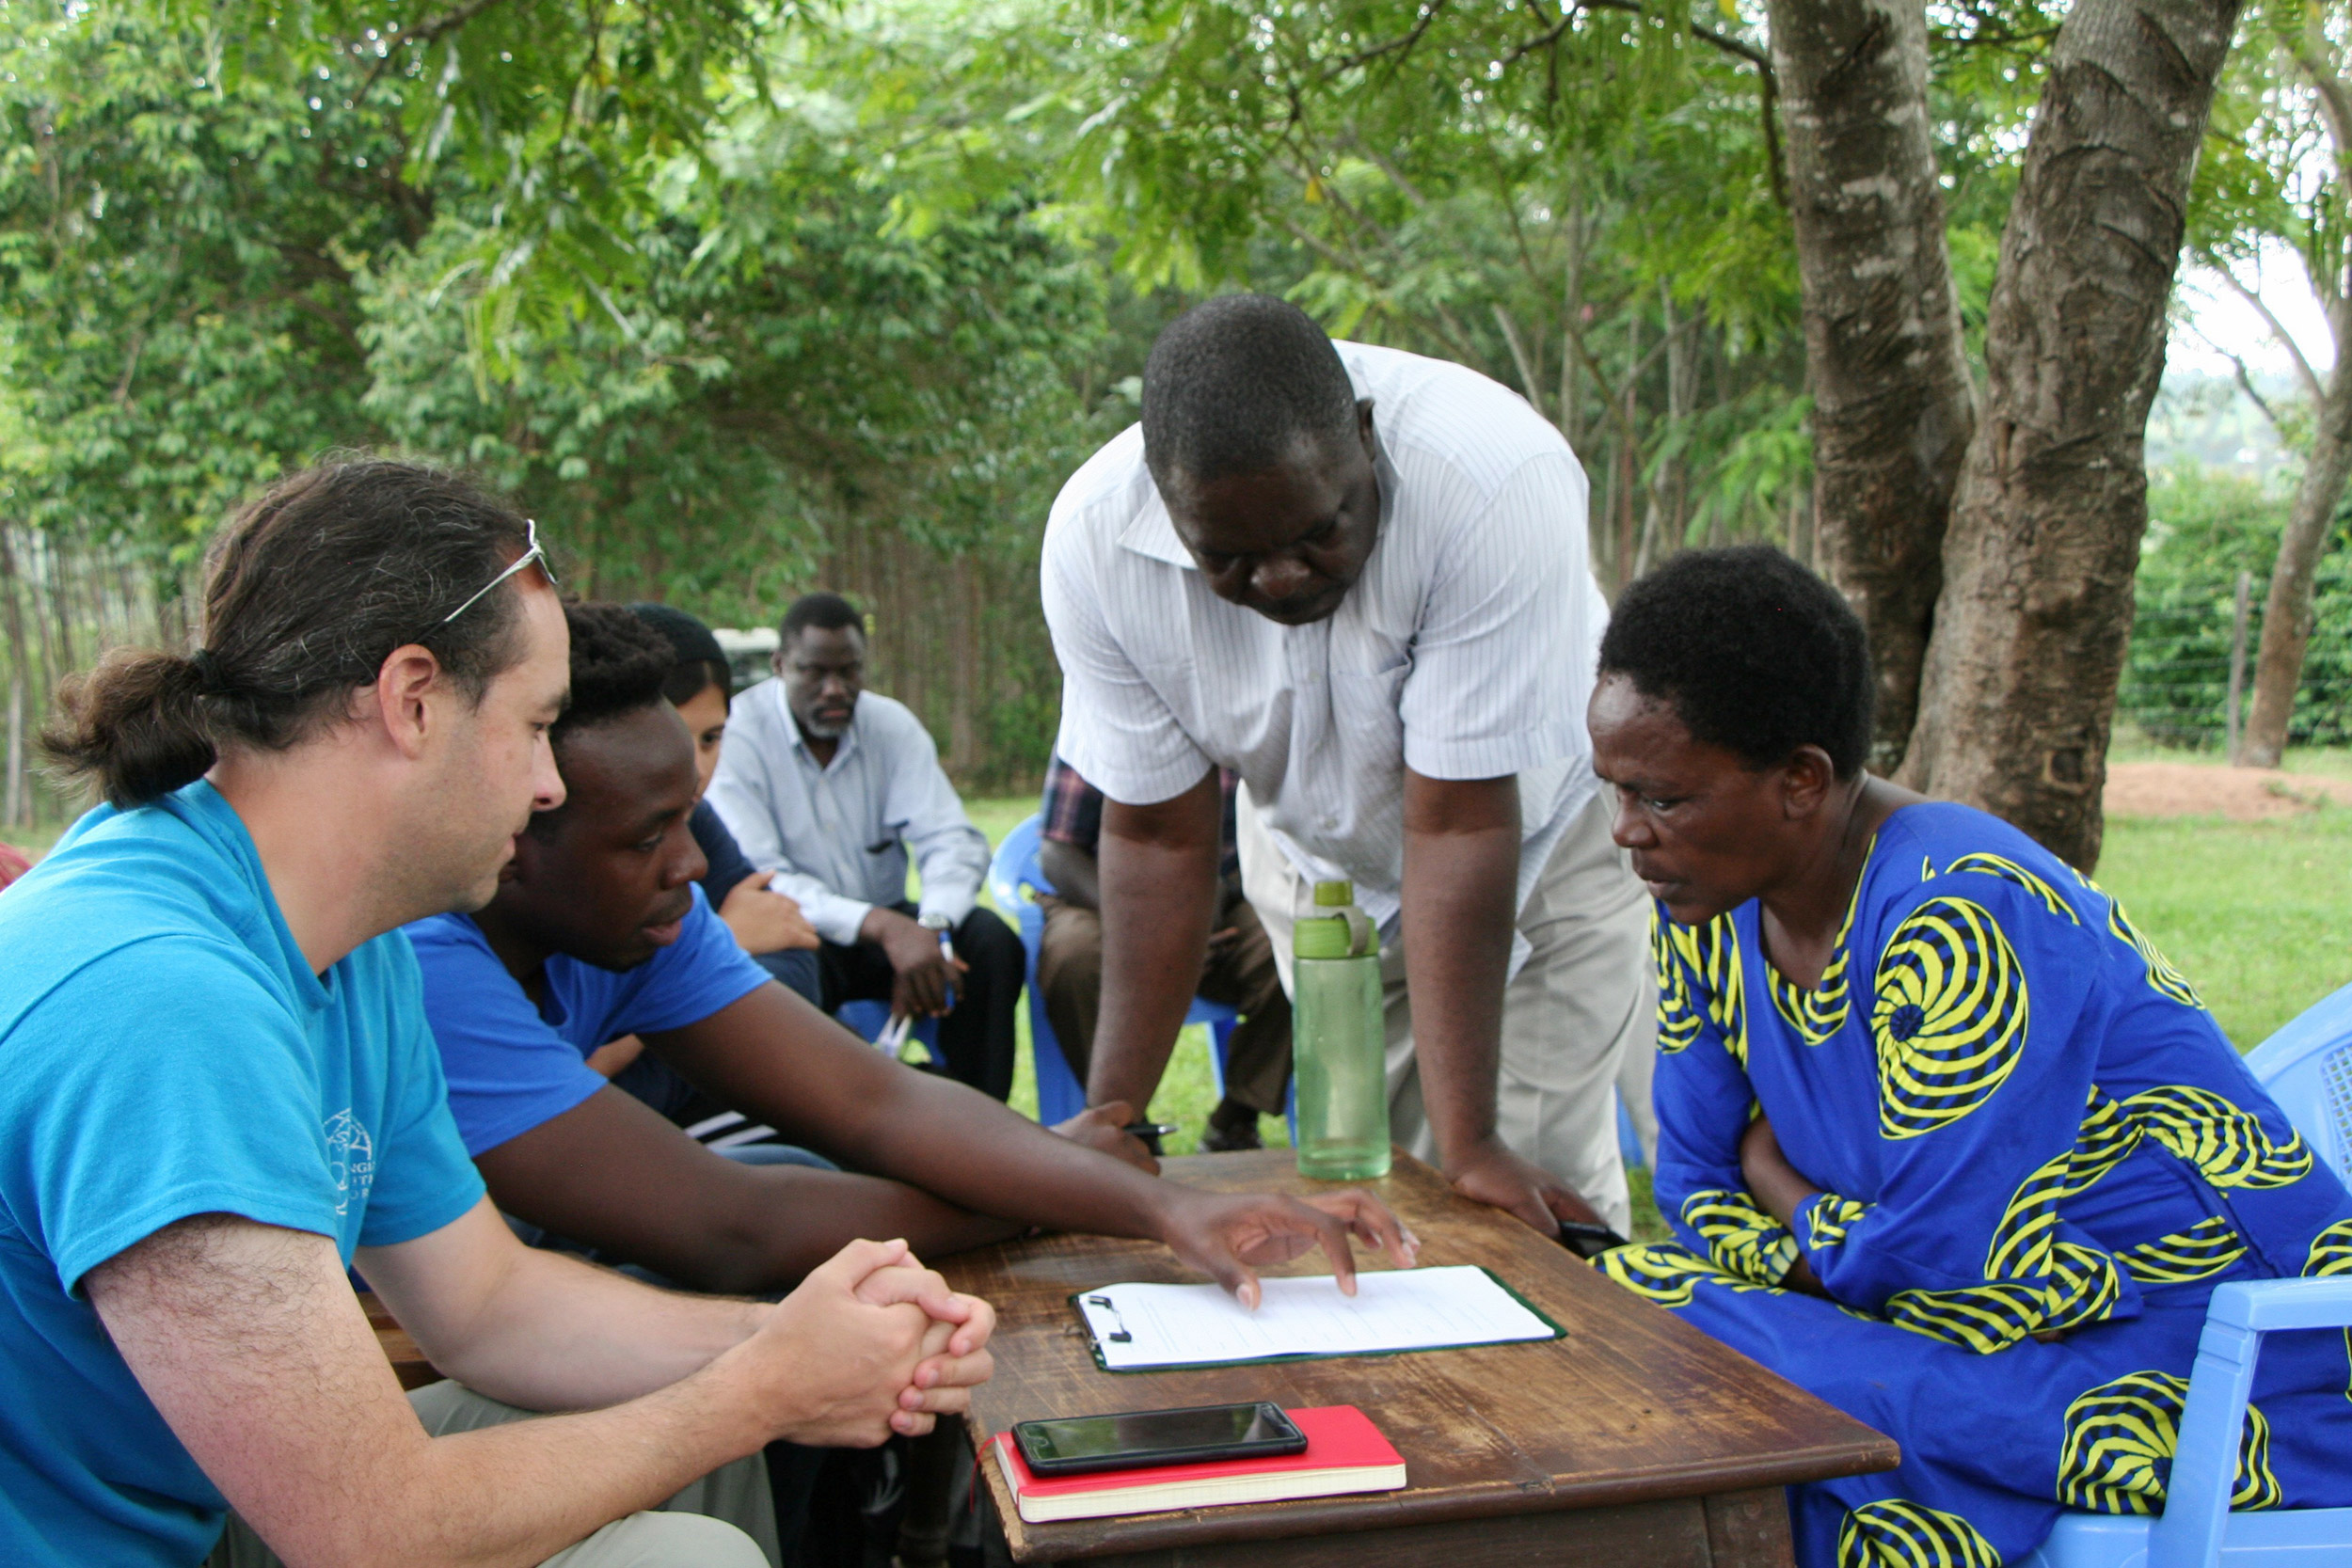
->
[1012, 1402, 1308, 1477]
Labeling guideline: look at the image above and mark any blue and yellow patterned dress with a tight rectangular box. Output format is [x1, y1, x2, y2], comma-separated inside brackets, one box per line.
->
[1599, 801, 2352, 1567]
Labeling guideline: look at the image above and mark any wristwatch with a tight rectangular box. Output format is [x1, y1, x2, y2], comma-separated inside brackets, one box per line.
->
[920, 911, 957, 1009]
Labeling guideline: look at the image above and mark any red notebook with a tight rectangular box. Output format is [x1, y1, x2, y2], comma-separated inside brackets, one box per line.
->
[991, 1404, 1406, 1524]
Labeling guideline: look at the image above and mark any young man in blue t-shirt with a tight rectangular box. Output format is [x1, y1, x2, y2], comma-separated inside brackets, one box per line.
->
[0, 464, 993, 1568]
[410, 603, 1418, 1297]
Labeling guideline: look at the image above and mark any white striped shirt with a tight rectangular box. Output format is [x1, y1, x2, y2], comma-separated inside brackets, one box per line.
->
[1042, 341, 1610, 956]
[707, 681, 990, 946]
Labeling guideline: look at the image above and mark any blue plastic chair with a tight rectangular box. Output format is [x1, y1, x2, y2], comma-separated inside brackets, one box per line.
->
[985, 814, 1245, 1127]
[2018, 979, 2352, 1568]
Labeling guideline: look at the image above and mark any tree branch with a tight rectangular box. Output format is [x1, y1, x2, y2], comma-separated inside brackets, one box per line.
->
[1319, 0, 1451, 83]
[356, 0, 519, 107]
[2208, 259, 2325, 406]
[1576, 0, 1786, 209]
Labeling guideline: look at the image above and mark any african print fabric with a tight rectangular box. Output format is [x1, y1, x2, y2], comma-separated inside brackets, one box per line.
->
[1601, 802, 2352, 1567]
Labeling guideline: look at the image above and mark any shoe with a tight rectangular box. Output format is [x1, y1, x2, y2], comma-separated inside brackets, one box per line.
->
[1199, 1106, 1263, 1152]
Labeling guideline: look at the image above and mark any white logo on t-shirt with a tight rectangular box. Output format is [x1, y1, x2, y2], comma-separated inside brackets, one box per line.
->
[324, 1110, 375, 1218]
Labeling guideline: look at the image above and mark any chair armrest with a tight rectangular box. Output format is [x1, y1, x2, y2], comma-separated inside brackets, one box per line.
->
[2150, 1278, 2352, 1568]
[2203, 1275, 2352, 1333]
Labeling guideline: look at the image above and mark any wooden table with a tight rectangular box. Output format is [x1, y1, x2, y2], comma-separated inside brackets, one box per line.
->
[941, 1149, 1897, 1566]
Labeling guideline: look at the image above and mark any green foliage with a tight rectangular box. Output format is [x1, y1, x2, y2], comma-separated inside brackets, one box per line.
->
[0, 4, 408, 561]
[2120, 465, 2352, 749]
[0, 0, 1123, 800]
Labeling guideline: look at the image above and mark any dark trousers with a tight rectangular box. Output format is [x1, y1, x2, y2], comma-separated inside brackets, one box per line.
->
[818, 901, 1022, 1101]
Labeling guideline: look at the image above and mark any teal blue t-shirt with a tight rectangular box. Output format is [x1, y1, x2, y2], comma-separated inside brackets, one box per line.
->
[0, 781, 485, 1568]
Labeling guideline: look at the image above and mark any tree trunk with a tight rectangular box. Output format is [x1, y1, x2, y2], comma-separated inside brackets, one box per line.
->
[1768, 0, 1978, 770]
[2241, 34, 2352, 769]
[2241, 365, 2352, 766]
[1899, 0, 2242, 869]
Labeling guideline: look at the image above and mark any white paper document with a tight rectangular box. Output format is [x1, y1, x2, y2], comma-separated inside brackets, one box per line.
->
[1073, 1264, 1559, 1371]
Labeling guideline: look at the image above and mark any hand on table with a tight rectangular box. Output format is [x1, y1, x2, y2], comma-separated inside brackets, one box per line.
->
[719, 872, 820, 956]
[1157, 1188, 1420, 1309]
[866, 907, 968, 1019]
[1445, 1136, 1602, 1237]
[1051, 1099, 1160, 1173]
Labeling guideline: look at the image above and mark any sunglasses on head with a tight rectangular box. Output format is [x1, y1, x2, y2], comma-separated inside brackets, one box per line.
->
[441, 518, 558, 626]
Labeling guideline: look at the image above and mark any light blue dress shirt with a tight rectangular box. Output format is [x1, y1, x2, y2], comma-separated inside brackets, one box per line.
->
[707, 680, 991, 946]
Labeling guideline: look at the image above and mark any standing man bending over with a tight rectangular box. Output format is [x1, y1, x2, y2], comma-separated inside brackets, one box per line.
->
[0, 462, 990, 1568]
[710, 594, 1024, 1100]
[1044, 294, 1653, 1237]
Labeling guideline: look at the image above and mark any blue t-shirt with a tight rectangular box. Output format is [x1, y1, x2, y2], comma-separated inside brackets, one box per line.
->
[405, 888, 772, 1156]
[0, 782, 484, 1568]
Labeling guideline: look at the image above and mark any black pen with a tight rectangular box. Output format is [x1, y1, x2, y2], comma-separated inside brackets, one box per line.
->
[1122, 1120, 1180, 1155]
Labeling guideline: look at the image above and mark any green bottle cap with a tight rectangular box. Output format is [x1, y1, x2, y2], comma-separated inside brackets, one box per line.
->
[1295, 884, 1377, 959]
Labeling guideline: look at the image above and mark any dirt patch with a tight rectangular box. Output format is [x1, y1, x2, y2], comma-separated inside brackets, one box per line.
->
[2105, 761, 2352, 821]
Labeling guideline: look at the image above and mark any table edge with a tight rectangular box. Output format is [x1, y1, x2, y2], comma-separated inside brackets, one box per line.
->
[976, 1425, 1899, 1562]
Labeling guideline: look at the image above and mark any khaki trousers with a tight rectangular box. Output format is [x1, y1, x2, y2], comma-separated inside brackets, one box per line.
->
[207, 1380, 779, 1568]
[1240, 789, 1655, 1236]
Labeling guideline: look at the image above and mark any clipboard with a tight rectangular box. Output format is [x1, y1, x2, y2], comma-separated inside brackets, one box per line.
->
[1069, 1265, 1565, 1374]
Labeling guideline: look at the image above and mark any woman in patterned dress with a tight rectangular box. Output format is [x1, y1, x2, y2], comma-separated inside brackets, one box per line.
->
[1585, 546, 2352, 1568]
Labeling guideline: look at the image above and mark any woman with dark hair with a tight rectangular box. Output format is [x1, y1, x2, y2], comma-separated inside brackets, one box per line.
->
[1588, 546, 2352, 1568]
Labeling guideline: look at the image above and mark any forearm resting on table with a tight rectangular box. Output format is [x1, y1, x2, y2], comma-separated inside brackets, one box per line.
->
[472, 1085, 1017, 1299]
[1087, 772, 1223, 1111]
[88, 1211, 773, 1568]
[833, 1053, 1179, 1239]
[642, 991, 1170, 1256]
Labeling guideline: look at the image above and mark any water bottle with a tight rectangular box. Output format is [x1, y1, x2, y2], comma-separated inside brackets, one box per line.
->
[1291, 879, 1391, 1180]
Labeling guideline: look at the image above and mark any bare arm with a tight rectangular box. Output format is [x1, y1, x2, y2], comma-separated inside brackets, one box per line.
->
[474, 1085, 1019, 1297]
[645, 979, 1418, 1304]
[1085, 768, 1222, 1113]
[1036, 837, 1101, 911]
[1738, 1116, 1827, 1296]
[1400, 769, 1601, 1233]
[87, 1211, 988, 1568]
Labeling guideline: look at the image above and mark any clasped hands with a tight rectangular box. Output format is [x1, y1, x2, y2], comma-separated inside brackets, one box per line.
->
[745, 1237, 995, 1449]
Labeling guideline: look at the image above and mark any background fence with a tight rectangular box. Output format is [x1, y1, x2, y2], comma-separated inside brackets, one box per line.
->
[2117, 564, 2352, 753]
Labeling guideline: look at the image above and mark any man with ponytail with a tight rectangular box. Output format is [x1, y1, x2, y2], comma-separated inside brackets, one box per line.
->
[0, 461, 996, 1568]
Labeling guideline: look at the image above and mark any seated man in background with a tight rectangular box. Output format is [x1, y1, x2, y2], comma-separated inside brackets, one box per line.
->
[409, 601, 1414, 1303]
[0, 463, 987, 1568]
[1037, 752, 1291, 1150]
[709, 593, 1023, 1100]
